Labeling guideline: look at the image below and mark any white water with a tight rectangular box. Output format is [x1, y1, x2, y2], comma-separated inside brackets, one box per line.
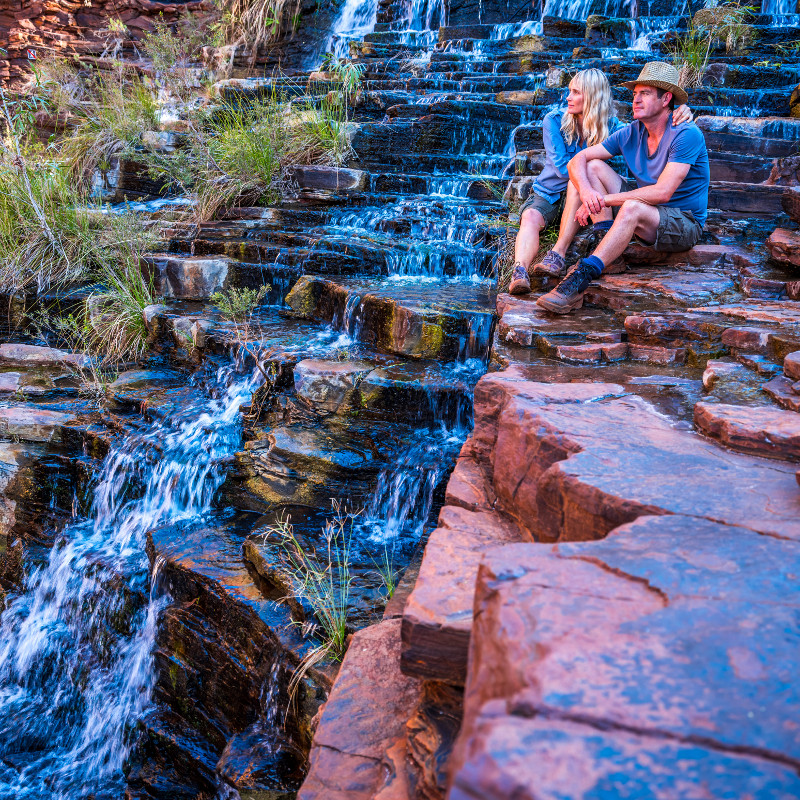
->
[0, 361, 262, 799]
[325, 0, 380, 61]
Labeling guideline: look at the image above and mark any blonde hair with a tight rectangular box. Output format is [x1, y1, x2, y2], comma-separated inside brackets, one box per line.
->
[560, 68, 613, 148]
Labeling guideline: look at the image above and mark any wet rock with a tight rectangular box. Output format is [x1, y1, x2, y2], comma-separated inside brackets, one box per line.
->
[628, 344, 686, 364]
[236, 425, 385, 510]
[624, 313, 729, 360]
[148, 255, 231, 300]
[783, 186, 800, 224]
[293, 359, 374, 414]
[298, 619, 421, 800]
[695, 401, 800, 460]
[0, 406, 76, 443]
[401, 506, 521, 684]
[767, 228, 800, 269]
[451, 514, 800, 798]
[691, 299, 800, 325]
[289, 165, 367, 193]
[405, 680, 463, 800]
[0, 343, 89, 370]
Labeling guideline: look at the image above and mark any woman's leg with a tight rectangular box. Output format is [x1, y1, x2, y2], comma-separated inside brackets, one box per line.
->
[550, 180, 582, 258]
[514, 207, 546, 269]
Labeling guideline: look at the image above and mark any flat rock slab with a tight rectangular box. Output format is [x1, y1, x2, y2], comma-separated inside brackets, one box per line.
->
[587, 269, 735, 308]
[298, 618, 420, 800]
[691, 300, 800, 326]
[473, 371, 799, 541]
[451, 514, 800, 796]
[786, 350, 800, 380]
[147, 254, 231, 299]
[401, 506, 521, 684]
[0, 406, 76, 443]
[695, 401, 800, 460]
[0, 343, 89, 370]
[451, 711, 800, 800]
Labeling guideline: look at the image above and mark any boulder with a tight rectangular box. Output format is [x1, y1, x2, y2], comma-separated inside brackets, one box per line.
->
[694, 401, 800, 459]
[451, 515, 800, 797]
[767, 228, 800, 269]
[148, 255, 231, 299]
[298, 619, 421, 800]
[293, 359, 374, 414]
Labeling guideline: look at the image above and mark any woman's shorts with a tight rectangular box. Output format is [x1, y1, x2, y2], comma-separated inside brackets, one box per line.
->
[519, 191, 563, 228]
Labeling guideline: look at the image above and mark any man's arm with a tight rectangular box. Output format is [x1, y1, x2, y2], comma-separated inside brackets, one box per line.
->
[567, 143, 614, 215]
[603, 161, 691, 207]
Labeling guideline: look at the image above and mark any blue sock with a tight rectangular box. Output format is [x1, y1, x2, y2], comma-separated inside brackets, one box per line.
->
[592, 220, 613, 233]
[582, 254, 605, 278]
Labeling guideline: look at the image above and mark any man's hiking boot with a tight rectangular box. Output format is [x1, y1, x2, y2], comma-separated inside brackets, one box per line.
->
[536, 259, 596, 314]
[508, 263, 531, 295]
[531, 250, 566, 277]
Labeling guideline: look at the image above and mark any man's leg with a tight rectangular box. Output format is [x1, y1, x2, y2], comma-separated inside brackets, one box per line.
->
[593, 199, 660, 266]
[514, 207, 546, 269]
[536, 199, 660, 315]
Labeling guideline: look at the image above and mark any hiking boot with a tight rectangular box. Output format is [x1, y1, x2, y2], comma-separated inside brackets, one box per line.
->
[531, 250, 566, 277]
[536, 259, 596, 314]
[508, 263, 531, 295]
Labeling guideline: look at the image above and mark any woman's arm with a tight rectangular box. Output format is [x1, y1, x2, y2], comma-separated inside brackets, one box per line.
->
[673, 104, 693, 125]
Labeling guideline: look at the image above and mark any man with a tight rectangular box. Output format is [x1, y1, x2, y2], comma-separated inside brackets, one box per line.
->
[536, 62, 710, 314]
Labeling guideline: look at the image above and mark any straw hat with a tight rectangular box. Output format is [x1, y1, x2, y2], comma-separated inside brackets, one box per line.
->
[621, 61, 689, 107]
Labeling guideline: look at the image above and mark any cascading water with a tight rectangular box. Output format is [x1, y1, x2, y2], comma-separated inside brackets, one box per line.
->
[0, 360, 262, 799]
[325, 0, 379, 61]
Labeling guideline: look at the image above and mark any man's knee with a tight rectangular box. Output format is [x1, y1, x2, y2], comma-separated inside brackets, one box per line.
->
[617, 198, 651, 220]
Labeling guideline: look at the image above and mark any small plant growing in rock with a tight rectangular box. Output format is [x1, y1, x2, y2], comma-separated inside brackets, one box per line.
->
[211, 285, 267, 322]
[262, 502, 356, 694]
[373, 543, 399, 602]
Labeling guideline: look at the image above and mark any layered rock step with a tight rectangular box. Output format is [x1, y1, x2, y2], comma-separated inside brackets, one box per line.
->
[399, 372, 800, 689]
[450, 513, 800, 798]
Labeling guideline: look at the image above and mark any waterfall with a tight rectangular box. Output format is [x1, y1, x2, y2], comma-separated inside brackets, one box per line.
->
[761, 0, 796, 15]
[325, 0, 380, 61]
[0, 361, 262, 799]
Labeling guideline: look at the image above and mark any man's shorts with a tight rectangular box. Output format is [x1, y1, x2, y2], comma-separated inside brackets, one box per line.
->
[519, 190, 563, 228]
[649, 206, 703, 252]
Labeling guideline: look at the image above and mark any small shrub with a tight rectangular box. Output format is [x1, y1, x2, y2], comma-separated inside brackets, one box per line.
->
[211, 285, 267, 322]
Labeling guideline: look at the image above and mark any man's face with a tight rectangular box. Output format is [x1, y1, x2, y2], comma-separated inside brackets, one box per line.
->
[632, 84, 671, 120]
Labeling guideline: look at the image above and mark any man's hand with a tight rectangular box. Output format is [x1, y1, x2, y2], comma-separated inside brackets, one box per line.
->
[575, 202, 593, 227]
[580, 188, 605, 215]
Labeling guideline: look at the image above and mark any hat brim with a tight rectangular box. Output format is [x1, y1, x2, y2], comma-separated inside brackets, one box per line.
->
[620, 79, 689, 107]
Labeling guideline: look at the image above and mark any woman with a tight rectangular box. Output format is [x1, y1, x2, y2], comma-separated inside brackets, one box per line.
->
[508, 68, 691, 295]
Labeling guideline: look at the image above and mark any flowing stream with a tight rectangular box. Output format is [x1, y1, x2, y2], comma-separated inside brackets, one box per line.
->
[0, 361, 262, 799]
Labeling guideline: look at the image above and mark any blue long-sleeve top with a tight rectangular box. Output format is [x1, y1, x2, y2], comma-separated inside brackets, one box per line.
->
[532, 109, 622, 203]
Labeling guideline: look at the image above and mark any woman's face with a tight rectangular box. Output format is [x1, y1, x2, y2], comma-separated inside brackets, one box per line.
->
[567, 81, 585, 116]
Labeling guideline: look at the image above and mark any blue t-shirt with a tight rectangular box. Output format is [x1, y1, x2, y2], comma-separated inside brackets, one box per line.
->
[601, 117, 710, 227]
[532, 109, 622, 204]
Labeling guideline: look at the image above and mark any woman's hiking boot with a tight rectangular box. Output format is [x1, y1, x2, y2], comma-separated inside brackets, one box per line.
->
[531, 250, 566, 277]
[508, 263, 531, 294]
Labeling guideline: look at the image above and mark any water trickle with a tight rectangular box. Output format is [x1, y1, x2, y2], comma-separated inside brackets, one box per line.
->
[0, 361, 262, 799]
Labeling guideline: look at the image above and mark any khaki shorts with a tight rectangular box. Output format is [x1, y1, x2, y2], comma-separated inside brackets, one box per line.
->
[617, 179, 703, 252]
[519, 190, 563, 228]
